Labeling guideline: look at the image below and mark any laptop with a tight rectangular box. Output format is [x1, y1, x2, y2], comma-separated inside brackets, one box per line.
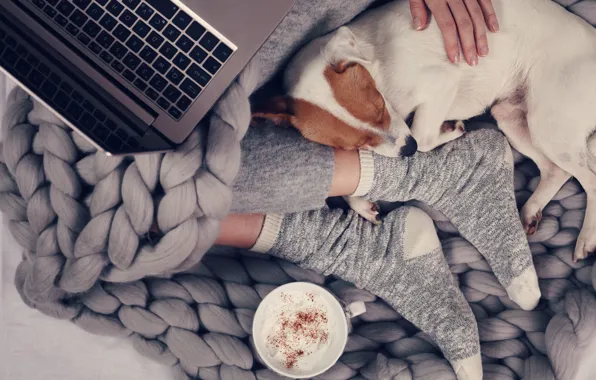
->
[0, 0, 295, 155]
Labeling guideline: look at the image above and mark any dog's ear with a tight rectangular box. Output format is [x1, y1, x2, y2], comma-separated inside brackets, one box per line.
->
[325, 26, 373, 73]
[251, 96, 296, 127]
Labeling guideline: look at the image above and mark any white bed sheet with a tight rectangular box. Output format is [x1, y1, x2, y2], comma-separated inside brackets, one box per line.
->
[0, 75, 172, 380]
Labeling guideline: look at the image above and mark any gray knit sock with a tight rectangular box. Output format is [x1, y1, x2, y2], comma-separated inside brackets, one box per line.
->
[252, 207, 482, 380]
[358, 129, 540, 311]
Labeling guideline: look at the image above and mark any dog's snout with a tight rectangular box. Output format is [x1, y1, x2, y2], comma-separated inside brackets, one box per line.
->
[400, 136, 418, 157]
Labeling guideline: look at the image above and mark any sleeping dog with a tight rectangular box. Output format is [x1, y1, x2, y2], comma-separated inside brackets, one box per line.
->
[253, 0, 596, 261]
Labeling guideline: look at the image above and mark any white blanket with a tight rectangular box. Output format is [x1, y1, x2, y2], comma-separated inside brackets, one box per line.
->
[0, 75, 172, 380]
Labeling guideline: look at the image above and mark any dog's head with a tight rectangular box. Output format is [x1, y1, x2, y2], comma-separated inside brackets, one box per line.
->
[253, 27, 416, 157]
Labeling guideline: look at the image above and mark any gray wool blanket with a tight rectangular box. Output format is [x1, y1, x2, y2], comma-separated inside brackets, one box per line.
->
[2, 0, 596, 379]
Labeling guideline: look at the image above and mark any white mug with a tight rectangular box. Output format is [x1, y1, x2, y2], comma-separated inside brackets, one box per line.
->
[252, 282, 366, 379]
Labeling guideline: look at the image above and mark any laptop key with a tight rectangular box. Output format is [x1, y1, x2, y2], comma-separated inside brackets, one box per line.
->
[134, 78, 148, 91]
[82, 100, 95, 113]
[94, 109, 107, 122]
[146, 31, 164, 49]
[106, 1, 125, 17]
[54, 91, 70, 110]
[60, 81, 73, 94]
[123, 0, 141, 10]
[158, 42, 176, 59]
[156, 97, 170, 110]
[199, 32, 219, 52]
[168, 106, 182, 120]
[57, 1, 75, 16]
[55, 14, 69, 28]
[187, 63, 211, 86]
[173, 53, 190, 70]
[41, 81, 58, 98]
[189, 45, 207, 64]
[109, 41, 128, 59]
[213, 43, 233, 63]
[77, 32, 91, 45]
[96, 31, 115, 49]
[150, 14, 167, 32]
[146, 0, 178, 19]
[49, 72, 62, 85]
[79, 112, 96, 130]
[43, 6, 58, 18]
[88, 41, 102, 55]
[166, 67, 183, 85]
[39, 62, 51, 75]
[110, 60, 124, 72]
[70, 9, 89, 27]
[136, 63, 155, 81]
[119, 10, 138, 27]
[163, 25, 181, 42]
[133, 20, 150, 38]
[66, 103, 83, 121]
[152, 57, 170, 74]
[99, 14, 117, 31]
[175, 35, 193, 53]
[145, 87, 159, 100]
[149, 74, 167, 91]
[65, 23, 79, 36]
[125, 35, 144, 53]
[163, 85, 181, 103]
[186, 22, 205, 41]
[73, 0, 91, 9]
[122, 69, 136, 82]
[46, 0, 59, 5]
[113, 25, 131, 42]
[106, 134, 122, 151]
[89, 42, 101, 55]
[72, 90, 84, 103]
[94, 125, 109, 141]
[139, 46, 157, 63]
[83, 20, 101, 38]
[173, 11, 192, 30]
[27, 70, 45, 89]
[100, 50, 114, 63]
[123, 53, 141, 70]
[85, 4, 104, 21]
[33, 0, 46, 9]
[135, 4, 154, 21]
[176, 95, 191, 112]
[203, 57, 221, 75]
[115, 128, 128, 141]
[15, 59, 32, 77]
[179, 78, 201, 99]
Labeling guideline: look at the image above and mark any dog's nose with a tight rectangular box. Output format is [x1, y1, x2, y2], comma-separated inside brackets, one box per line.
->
[400, 136, 418, 157]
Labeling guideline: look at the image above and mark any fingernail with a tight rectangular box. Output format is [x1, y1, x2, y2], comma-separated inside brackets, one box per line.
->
[414, 17, 423, 30]
[479, 46, 489, 57]
[452, 52, 460, 64]
[469, 55, 478, 66]
[490, 21, 500, 32]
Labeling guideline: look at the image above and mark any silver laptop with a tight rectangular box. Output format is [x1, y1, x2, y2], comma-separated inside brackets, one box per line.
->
[0, 0, 295, 154]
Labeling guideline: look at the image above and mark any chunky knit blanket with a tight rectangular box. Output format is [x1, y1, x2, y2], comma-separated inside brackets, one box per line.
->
[2, 1, 596, 379]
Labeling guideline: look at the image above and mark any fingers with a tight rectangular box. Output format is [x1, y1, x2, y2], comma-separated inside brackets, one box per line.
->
[409, 0, 429, 30]
[428, 0, 461, 64]
[464, 0, 489, 57]
[447, 0, 477, 66]
[479, 0, 499, 32]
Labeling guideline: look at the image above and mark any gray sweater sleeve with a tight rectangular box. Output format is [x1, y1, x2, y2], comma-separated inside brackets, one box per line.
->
[230, 122, 334, 214]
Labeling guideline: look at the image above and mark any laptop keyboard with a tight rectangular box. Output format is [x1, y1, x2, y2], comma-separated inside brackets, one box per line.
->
[28, 0, 235, 121]
[0, 23, 144, 153]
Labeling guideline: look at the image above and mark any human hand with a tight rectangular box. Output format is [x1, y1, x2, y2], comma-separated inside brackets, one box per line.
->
[409, 0, 499, 67]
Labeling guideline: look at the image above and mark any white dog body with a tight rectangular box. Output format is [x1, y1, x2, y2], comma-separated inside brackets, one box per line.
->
[282, 0, 596, 260]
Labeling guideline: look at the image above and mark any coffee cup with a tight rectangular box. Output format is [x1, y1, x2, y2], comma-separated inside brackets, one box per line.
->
[253, 282, 366, 378]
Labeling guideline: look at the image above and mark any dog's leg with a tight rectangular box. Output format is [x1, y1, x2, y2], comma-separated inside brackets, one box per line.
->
[344, 196, 381, 224]
[492, 101, 571, 235]
[410, 83, 462, 152]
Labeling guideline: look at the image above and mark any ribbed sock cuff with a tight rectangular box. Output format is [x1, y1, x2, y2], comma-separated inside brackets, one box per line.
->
[249, 213, 284, 253]
[352, 149, 374, 197]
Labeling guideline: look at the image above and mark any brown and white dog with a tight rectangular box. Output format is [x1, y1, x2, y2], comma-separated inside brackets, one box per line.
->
[254, 0, 596, 261]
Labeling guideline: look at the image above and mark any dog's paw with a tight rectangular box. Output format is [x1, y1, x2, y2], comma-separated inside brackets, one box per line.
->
[440, 120, 465, 134]
[521, 205, 542, 236]
[574, 229, 596, 262]
[348, 198, 382, 224]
